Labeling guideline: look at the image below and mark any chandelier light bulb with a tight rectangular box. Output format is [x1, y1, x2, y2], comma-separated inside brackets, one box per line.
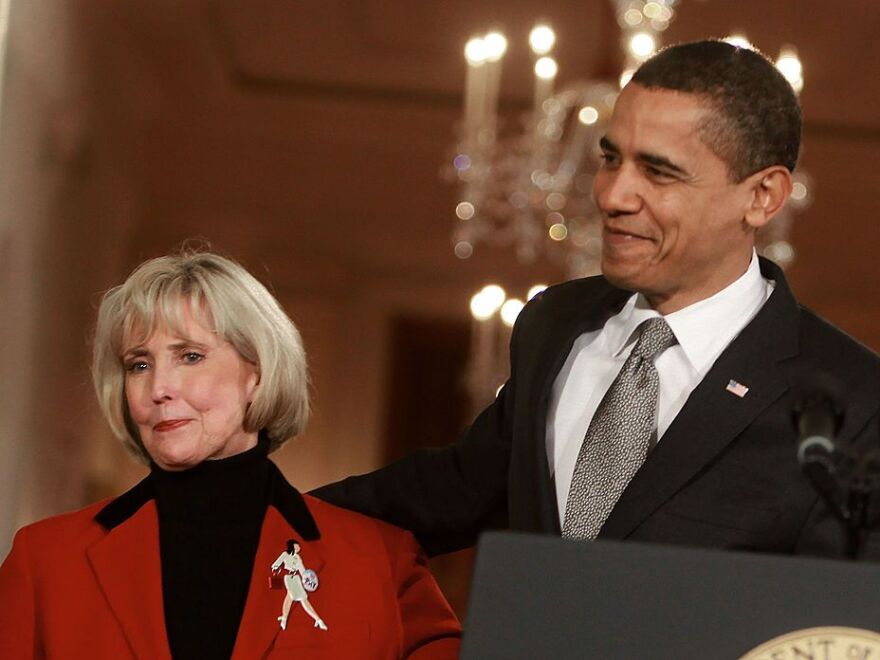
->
[480, 284, 507, 312]
[453, 153, 471, 171]
[534, 56, 558, 80]
[642, 2, 663, 19]
[776, 49, 802, 79]
[789, 172, 812, 204]
[791, 181, 808, 201]
[470, 285, 506, 320]
[470, 291, 494, 320]
[629, 32, 656, 59]
[619, 68, 635, 88]
[454, 241, 474, 259]
[500, 299, 525, 327]
[464, 37, 488, 65]
[724, 34, 754, 50]
[484, 31, 508, 61]
[776, 48, 803, 92]
[578, 106, 600, 125]
[548, 223, 568, 241]
[455, 201, 476, 220]
[529, 25, 556, 55]
[546, 193, 566, 211]
[528, 284, 548, 300]
[623, 8, 643, 26]
[764, 240, 796, 265]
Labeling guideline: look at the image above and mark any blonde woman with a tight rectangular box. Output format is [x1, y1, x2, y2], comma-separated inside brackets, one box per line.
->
[0, 250, 460, 659]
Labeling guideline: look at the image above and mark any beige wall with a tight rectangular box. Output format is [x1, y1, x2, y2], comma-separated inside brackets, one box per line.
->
[0, 0, 140, 553]
[0, 0, 81, 552]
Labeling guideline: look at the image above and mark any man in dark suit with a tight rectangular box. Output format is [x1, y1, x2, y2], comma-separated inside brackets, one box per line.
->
[316, 40, 880, 558]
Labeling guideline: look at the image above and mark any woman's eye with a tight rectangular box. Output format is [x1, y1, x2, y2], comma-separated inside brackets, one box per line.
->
[182, 352, 205, 364]
[126, 361, 149, 373]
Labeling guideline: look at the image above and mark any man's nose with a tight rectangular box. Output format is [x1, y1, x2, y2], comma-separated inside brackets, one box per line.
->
[594, 165, 643, 217]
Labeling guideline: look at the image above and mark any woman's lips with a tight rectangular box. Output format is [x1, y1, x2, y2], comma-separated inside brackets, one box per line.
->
[153, 419, 191, 432]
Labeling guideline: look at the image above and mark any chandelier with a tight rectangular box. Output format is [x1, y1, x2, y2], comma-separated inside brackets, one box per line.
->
[447, 1, 812, 412]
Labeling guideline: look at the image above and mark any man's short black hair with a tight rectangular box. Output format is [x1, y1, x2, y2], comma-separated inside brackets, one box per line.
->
[632, 39, 801, 181]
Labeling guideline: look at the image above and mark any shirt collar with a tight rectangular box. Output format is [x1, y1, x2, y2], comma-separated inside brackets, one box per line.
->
[598, 250, 772, 376]
[599, 294, 660, 359]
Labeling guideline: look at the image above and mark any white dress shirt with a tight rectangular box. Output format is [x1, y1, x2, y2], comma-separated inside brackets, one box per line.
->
[546, 251, 775, 523]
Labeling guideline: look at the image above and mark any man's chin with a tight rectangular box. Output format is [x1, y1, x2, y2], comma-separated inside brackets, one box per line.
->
[600, 259, 641, 292]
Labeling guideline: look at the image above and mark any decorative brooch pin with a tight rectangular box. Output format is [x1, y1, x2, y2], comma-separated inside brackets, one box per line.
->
[270, 538, 328, 631]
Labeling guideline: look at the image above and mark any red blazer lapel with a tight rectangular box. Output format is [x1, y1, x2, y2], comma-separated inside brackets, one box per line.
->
[231, 507, 325, 660]
[86, 501, 172, 660]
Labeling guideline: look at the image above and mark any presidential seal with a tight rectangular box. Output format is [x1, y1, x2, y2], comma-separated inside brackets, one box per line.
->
[741, 626, 880, 659]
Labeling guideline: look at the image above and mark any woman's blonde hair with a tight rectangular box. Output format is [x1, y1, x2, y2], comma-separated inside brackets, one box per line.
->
[92, 250, 309, 462]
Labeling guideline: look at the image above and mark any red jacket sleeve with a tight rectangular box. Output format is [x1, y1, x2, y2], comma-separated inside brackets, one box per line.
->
[393, 530, 461, 659]
[0, 528, 39, 659]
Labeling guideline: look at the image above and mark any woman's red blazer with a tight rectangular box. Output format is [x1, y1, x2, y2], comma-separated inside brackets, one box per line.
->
[0, 465, 461, 659]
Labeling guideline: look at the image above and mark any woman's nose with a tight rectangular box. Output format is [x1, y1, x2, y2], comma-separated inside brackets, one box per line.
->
[149, 364, 177, 403]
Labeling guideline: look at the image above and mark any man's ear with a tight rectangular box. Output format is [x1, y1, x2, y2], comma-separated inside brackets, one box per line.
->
[744, 165, 793, 229]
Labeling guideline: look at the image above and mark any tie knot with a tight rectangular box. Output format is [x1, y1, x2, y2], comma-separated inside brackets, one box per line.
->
[632, 317, 676, 362]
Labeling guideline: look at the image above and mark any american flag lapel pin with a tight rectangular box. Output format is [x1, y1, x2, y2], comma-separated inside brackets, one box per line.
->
[725, 379, 749, 398]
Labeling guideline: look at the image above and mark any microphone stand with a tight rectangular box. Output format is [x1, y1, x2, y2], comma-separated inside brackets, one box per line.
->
[794, 388, 880, 559]
[843, 447, 880, 559]
[804, 448, 880, 560]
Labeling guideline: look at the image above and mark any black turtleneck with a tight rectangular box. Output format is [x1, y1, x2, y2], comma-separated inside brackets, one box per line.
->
[151, 438, 270, 660]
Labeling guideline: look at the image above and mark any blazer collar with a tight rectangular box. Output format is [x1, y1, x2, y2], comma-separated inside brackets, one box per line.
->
[600, 257, 800, 539]
[90, 461, 322, 660]
[95, 460, 320, 541]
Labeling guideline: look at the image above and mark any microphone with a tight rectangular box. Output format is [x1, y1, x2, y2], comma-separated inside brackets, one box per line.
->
[792, 381, 846, 517]
[794, 387, 842, 469]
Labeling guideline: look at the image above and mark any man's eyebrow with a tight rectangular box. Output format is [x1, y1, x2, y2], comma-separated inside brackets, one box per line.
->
[637, 151, 688, 175]
[599, 135, 690, 176]
[598, 136, 618, 153]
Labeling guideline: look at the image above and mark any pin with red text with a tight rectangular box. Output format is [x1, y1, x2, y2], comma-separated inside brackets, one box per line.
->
[270, 538, 328, 631]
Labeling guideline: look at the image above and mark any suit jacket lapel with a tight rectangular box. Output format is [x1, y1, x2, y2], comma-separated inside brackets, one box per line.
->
[87, 501, 172, 660]
[600, 260, 800, 539]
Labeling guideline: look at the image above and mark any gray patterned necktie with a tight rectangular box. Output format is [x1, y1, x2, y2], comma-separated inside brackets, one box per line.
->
[562, 317, 677, 540]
